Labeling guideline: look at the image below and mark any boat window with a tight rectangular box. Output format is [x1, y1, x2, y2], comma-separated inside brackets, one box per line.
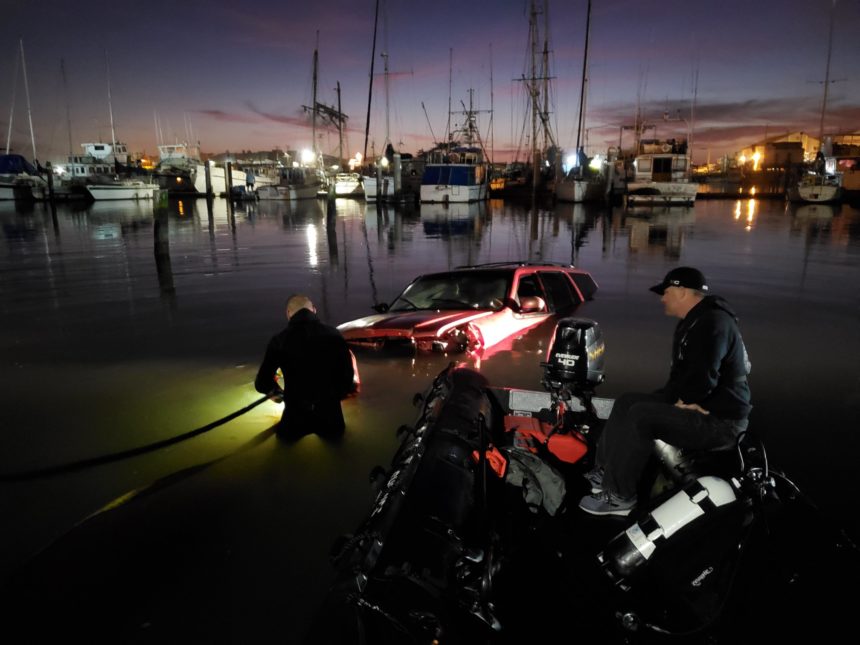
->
[672, 157, 688, 171]
[637, 157, 652, 173]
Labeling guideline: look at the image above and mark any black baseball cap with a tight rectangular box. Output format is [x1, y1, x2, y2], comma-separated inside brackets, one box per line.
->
[649, 267, 709, 295]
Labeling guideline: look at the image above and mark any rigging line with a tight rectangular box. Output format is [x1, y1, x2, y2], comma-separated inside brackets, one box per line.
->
[0, 394, 270, 482]
[5, 44, 20, 154]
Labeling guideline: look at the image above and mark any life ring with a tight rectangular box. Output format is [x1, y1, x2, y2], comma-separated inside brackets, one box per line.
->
[661, 143, 672, 153]
[449, 153, 460, 164]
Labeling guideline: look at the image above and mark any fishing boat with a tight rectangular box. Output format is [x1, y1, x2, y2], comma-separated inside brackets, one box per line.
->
[493, 0, 561, 202]
[256, 165, 325, 201]
[419, 92, 490, 204]
[625, 138, 698, 206]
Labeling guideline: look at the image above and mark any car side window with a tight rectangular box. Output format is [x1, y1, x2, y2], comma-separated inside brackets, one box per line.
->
[538, 271, 579, 312]
[515, 274, 546, 304]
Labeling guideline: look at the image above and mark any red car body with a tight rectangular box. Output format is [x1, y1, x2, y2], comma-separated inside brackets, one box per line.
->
[337, 262, 598, 356]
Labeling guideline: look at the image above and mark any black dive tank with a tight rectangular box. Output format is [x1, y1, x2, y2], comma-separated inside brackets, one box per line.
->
[542, 318, 605, 394]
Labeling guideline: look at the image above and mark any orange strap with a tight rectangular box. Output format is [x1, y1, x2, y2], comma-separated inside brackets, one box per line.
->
[471, 445, 508, 478]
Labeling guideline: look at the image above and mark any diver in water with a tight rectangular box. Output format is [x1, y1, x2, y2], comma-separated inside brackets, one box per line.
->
[579, 267, 752, 516]
[255, 294, 354, 437]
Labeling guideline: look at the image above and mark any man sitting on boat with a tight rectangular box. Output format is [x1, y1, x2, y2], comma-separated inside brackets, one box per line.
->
[579, 267, 752, 516]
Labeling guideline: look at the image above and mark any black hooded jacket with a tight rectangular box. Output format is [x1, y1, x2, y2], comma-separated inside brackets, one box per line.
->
[659, 295, 752, 420]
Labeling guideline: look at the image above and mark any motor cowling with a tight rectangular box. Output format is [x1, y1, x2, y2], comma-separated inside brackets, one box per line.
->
[542, 318, 605, 394]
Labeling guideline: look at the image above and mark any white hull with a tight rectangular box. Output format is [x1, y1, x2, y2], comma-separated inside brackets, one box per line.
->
[420, 183, 488, 203]
[193, 164, 275, 195]
[363, 175, 413, 203]
[86, 182, 159, 201]
[555, 177, 607, 203]
[626, 181, 698, 206]
[791, 180, 842, 204]
[256, 184, 320, 201]
[334, 173, 364, 198]
[0, 184, 16, 200]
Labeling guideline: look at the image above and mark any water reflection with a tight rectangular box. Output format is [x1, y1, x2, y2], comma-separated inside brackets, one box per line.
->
[610, 206, 696, 258]
[2, 196, 860, 590]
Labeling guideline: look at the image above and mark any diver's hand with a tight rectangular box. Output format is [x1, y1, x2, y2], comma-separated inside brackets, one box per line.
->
[675, 399, 709, 415]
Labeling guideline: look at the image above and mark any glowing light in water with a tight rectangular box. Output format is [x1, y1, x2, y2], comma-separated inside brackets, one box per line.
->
[307, 224, 318, 266]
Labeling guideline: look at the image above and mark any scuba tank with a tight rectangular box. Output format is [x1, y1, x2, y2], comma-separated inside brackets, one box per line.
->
[599, 475, 740, 586]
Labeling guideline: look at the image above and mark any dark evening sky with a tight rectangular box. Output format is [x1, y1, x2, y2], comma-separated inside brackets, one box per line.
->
[2, 0, 858, 165]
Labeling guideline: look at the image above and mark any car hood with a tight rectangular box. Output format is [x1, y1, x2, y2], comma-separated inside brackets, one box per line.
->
[338, 309, 494, 338]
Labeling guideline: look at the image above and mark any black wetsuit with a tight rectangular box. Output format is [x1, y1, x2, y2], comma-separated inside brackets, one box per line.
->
[255, 308, 354, 436]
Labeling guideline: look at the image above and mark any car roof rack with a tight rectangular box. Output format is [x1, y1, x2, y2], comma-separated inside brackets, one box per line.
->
[454, 261, 576, 269]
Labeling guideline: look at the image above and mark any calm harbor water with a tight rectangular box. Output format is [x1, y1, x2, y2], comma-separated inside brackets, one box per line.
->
[1, 194, 858, 640]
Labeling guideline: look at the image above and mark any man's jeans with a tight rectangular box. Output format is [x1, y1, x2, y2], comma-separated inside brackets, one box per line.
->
[596, 392, 748, 498]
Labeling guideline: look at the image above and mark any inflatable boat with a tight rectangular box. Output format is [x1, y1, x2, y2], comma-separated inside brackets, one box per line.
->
[306, 318, 859, 644]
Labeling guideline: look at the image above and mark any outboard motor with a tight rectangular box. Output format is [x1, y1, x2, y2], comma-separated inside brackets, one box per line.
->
[541, 318, 605, 398]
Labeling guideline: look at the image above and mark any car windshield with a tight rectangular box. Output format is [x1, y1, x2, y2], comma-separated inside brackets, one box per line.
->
[390, 271, 511, 312]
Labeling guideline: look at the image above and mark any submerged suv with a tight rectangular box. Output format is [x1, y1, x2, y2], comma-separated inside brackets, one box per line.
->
[337, 262, 598, 355]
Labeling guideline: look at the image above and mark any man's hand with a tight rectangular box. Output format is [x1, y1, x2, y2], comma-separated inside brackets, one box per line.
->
[269, 389, 284, 404]
[675, 399, 710, 415]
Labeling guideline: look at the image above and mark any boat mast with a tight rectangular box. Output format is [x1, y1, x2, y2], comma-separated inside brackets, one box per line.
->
[489, 43, 494, 166]
[312, 32, 319, 156]
[363, 0, 380, 162]
[20, 39, 37, 161]
[336, 81, 344, 168]
[446, 48, 453, 145]
[105, 50, 117, 148]
[529, 0, 539, 191]
[817, 0, 836, 149]
[61, 59, 73, 156]
[382, 51, 390, 150]
[574, 0, 592, 176]
[5, 44, 19, 155]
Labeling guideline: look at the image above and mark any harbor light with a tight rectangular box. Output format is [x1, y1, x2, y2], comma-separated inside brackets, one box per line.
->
[301, 149, 316, 165]
[380, 156, 389, 168]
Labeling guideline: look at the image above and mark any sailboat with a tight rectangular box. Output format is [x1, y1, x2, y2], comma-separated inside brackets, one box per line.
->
[788, 1, 843, 204]
[555, 0, 607, 204]
[76, 52, 158, 201]
[1, 39, 50, 202]
[362, 48, 422, 204]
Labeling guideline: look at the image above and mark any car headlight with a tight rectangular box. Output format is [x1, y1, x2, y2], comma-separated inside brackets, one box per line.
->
[432, 323, 483, 354]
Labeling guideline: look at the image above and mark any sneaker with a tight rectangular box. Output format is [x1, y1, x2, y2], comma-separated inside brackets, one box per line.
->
[578, 490, 636, 517]
[584, 466, 604, 493]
